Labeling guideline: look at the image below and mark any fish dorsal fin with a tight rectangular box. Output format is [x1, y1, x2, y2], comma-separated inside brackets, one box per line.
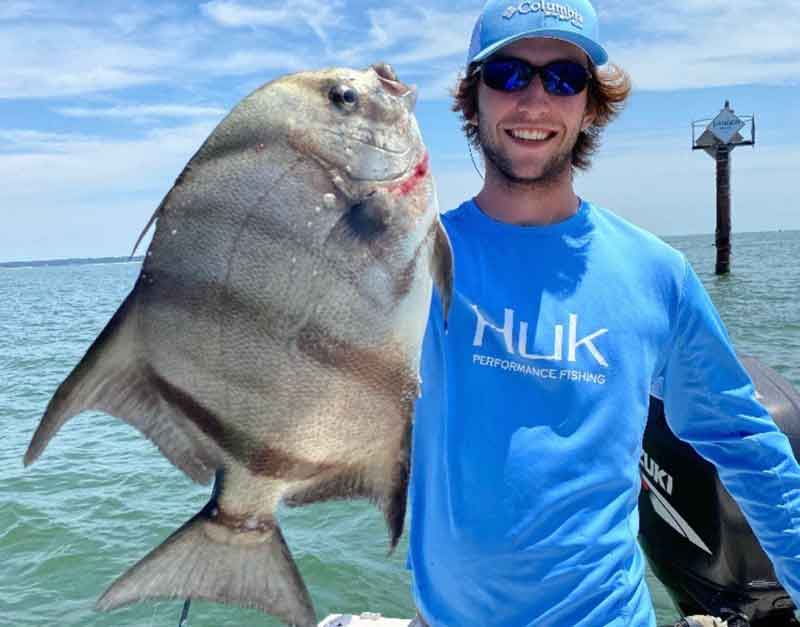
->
[23, 288, 224, 484]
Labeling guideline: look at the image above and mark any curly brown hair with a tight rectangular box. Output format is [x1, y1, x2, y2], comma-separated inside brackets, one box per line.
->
[452, 61, 631, 171]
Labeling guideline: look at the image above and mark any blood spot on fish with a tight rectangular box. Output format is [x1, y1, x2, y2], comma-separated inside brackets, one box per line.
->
[390, 153, 429, 196]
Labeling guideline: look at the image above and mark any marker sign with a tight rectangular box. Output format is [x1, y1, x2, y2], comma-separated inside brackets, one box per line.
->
[707, 107, 745, 144]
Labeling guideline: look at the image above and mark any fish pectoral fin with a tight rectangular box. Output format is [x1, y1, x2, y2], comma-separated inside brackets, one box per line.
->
[23, 289, 222, 484]
[431, 218, 454, 329]
[96, 505, 317, 627]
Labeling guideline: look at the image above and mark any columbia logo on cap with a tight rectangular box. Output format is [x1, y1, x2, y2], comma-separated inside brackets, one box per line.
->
[502, 1, 584, 29]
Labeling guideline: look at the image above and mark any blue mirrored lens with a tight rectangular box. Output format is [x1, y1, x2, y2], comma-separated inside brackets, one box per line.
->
[542, 62, 588, 96]
[482, 58, 588, 96]
[482, 59, 532, 92]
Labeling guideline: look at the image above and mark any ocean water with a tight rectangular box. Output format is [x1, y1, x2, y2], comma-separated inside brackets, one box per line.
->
[2, 230, 798, 627]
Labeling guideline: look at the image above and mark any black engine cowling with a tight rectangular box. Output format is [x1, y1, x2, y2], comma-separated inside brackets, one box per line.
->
[639, 356, 800, 626]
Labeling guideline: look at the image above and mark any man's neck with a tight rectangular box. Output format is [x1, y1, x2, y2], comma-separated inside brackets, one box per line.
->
[474, 170, 581, 226]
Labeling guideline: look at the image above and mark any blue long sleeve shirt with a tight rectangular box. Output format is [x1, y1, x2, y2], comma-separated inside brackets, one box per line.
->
[407, 199, 800, 626]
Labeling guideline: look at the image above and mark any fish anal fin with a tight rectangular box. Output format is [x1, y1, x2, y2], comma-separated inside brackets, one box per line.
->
[283, 419, 412, 553]
[96, 507, 316, 627]
[23, 289, 222, 484]
[383, 418, 411, 552]
[283, 464, 370, 508]
[431, 218, 454, 328]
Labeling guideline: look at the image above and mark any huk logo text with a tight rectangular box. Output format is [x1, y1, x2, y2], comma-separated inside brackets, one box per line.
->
[471, 305, 609, 367]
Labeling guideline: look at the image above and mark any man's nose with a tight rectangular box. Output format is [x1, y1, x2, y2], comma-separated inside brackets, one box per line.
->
[516, 74, 550, 111]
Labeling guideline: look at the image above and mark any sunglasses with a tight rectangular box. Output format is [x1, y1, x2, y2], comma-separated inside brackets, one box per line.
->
[478, 57, 591, 97]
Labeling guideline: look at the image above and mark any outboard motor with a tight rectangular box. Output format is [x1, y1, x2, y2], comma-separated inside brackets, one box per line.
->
[639, 356, 800, 626]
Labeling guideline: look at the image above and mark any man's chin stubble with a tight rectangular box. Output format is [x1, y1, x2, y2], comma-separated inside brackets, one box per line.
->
[478, 130, 572, 190]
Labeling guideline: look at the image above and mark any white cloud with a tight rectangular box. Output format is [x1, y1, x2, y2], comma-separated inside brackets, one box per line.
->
[201, 50, 308, 75]
[200, 0, 345, 45]
[4, 0, 800, 100]
[55, 104, 228, 120]
[0, 24, 177, 98]
[333, 6, 473, 70]
[0, 129, 96, 154]
[201, 1, 288, 27]
[0, 120, 222, 261]
[601, 0, 800, 90]
[372, 8, 474, 66]
[3, 120, 214, 186]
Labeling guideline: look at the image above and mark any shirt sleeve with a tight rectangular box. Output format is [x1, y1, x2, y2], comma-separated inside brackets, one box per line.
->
[659, 261, 800, 603]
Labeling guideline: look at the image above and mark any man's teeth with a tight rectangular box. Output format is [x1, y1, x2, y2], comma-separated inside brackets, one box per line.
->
[509, 129, 553, 141]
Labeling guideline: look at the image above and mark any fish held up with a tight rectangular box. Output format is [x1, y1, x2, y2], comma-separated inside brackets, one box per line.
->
[23, 63, 453, 627]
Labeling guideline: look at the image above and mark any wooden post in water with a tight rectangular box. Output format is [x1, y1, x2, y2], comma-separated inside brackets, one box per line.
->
[715, 144, 731, 274]
[692, 101, 756, 275]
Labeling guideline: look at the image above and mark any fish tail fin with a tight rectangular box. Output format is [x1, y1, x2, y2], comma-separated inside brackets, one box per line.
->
[96, 502, 317, 627]
[23, 290, 221, 484]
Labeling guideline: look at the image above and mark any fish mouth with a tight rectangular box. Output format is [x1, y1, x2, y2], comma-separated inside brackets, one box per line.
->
[343, 129, 409, 156]
[321, 126, 410, 156]
[317, 127, 416, 182]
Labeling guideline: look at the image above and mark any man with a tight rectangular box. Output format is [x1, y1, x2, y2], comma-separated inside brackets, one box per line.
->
[406, 0, 800, 625]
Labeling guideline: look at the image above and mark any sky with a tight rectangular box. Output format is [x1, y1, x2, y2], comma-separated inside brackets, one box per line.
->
[1, 0, 799, 262]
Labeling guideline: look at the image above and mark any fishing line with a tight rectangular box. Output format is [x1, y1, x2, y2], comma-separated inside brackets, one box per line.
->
[178, 599, 191, 627]
[467, 140, 484, 180]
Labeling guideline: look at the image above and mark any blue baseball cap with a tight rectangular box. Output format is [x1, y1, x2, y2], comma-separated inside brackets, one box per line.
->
[467, 0, 608, 68]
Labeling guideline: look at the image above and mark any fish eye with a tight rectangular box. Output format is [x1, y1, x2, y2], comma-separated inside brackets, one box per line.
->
[329, 84, 359, 112]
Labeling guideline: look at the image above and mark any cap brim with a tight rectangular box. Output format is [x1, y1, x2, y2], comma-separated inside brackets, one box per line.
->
[471, 29, 608, 66]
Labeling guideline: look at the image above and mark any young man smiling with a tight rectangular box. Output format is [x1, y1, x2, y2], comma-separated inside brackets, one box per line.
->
[406, 0, 800, 625]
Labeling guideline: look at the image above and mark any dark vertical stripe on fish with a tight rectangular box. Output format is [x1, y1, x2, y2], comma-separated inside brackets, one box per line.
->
[149, 367, 338, 480]
[247, 444, 336, 480]
[393, 217, 438, 300]
[294, 323, 418, 403]
[148, 366, 228, 445]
